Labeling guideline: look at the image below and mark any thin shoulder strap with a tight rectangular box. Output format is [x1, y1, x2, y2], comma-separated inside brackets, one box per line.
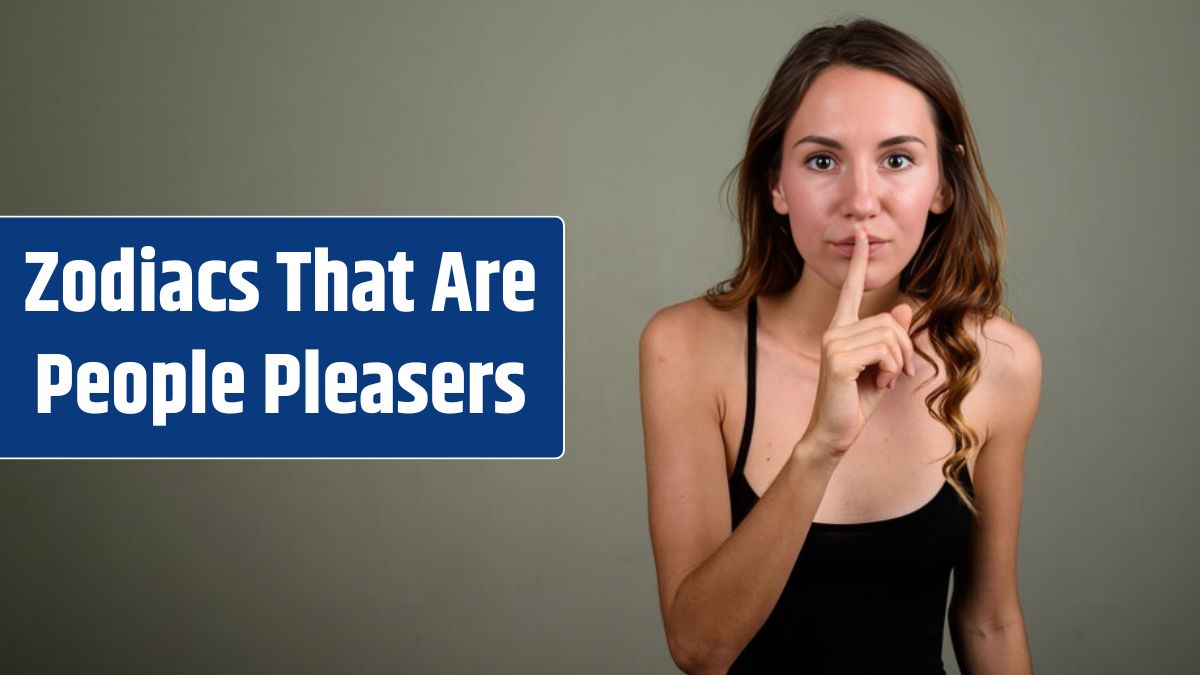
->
[732, 297, 758, 478]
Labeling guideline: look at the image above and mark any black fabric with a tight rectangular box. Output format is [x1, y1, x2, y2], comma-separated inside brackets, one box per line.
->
[727, 297, 974, 674]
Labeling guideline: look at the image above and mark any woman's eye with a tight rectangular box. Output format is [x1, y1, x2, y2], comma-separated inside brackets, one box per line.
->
[806, 154, 836, 171]
[885, 153, 914, 170]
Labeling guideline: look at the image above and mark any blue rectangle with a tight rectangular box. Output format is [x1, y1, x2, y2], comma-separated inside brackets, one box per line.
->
[0, 216, 564, 458]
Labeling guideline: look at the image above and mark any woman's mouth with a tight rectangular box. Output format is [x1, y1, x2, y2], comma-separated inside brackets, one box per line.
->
[832, 241, 887, 258]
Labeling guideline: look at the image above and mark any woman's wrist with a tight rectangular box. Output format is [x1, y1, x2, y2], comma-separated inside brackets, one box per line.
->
[792, 435, 843, 477]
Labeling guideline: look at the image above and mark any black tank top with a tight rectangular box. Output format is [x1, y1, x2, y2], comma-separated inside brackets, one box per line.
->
[728, 297, 974, 674]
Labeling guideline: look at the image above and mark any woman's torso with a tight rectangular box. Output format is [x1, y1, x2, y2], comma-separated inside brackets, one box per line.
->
[715, 294, 986, 673]
[717, 293, 984, 525]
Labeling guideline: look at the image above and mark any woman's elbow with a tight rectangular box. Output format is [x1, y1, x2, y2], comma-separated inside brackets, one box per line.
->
[949, 595, 1026, 640]
[952, 611, 1025, 640]
[666, 625, 734, 675]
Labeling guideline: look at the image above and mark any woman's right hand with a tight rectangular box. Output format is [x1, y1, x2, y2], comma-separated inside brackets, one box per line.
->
[799, 225, 917, 462]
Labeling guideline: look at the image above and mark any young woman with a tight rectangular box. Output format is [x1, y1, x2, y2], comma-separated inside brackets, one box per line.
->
[640, 18, 1041, 675]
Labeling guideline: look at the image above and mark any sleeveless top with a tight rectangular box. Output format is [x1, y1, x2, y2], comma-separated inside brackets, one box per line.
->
[727, 297, 974, 674]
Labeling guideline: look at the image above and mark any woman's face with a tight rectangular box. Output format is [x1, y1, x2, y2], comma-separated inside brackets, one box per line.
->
[772, 65, 952, 292]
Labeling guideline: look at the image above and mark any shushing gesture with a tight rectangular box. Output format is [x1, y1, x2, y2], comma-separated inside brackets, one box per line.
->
[801, 226, 917, 459]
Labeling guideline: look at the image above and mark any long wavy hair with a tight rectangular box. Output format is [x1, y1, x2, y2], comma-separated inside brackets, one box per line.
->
[707, 17, 1013, 517]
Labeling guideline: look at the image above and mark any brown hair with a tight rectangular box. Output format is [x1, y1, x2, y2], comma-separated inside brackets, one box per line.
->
[707, 16, 1012, 517]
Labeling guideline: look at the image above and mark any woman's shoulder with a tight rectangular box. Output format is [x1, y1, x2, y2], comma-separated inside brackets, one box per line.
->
[971, 312, 1043, 387]
[912, 298, 1041, 382]
[640, 295, 747, 359]
[639, 295, 750, 394]
[964, 312, 1044, 442]
[639, 295, 748, 426]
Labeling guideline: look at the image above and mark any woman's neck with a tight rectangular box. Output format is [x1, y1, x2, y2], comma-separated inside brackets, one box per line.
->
[759, 267, 914, 360]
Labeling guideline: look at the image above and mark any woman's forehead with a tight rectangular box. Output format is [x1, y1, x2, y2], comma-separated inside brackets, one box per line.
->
[787, 66, 937, 144]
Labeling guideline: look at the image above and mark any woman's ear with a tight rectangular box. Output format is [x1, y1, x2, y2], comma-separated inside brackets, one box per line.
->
[931, 145, 963, 215]
[770, 178, 789, 215]
[930, 179, 953, 215]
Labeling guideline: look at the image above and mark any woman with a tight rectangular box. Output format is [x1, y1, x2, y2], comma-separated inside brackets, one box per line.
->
[640, 18, 1042, 674]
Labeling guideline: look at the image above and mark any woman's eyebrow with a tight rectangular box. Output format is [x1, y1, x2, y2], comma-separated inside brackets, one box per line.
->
[793, 134, 927, 150]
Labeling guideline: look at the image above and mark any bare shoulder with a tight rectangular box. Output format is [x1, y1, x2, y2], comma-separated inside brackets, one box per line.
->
[969, 313, 1044, 444]
[973, 313, 1043, 389]
[640, 295, 747, 441]
[640, 296, 744, 373]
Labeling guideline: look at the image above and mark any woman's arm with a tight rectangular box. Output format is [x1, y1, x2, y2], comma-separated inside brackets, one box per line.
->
[640, 302, 839, 675]
[949, 318, 1043, 674]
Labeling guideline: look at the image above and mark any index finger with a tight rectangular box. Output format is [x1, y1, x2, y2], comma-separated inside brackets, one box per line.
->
[831, 226, 869, 327]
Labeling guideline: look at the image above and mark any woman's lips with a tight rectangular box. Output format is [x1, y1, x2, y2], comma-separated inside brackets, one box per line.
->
[832, 241, 887, 258]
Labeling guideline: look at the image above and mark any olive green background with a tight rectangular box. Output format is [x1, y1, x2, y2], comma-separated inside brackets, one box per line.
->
[2, 1, 1197, 673]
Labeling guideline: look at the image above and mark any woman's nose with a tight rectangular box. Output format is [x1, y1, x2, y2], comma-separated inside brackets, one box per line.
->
[844, 163, 881, 220]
